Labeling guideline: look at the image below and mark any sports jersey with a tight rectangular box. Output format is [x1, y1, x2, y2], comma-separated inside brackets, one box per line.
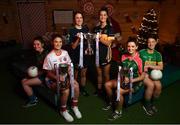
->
[139, 49, 162, 73]
[43, 49, 71, 71]
[93, 24, 114, 66]
[35, 49, 49, 69]
[68, 25, 89, 67]
[121, 52, 143, 92]
[121, 52, 143, 78]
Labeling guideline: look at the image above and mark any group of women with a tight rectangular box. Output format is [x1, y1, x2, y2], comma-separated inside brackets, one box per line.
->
[20, 7, 163, 122]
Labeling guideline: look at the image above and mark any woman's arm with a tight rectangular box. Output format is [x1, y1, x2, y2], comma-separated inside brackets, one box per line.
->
[132, 72, 145, 83]
[99, 34, 114, 46]
[146, 62, 163, 70]
[71, 36, 80, 49]
[46, 70, 56, 81]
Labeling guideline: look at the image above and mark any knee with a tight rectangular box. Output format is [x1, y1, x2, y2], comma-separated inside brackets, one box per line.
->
[145, 81, 154, 90]
[105, 81, 112, 90]
[155, 82, 162, 92]
[21, 78, 27, 85]
[81, 70, 86, 78]
[61, 88, 69, 95]
[74, 81, 79, 90]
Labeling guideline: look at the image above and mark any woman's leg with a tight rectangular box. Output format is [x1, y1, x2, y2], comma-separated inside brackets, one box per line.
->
[96, 66, 103, 90]
[21, 77, 42, 107]
[104, 63, 111, 83]
[21, 77, 42, 96]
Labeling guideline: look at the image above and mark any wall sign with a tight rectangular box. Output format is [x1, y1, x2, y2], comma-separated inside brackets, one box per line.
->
[53, 10, 73, 24]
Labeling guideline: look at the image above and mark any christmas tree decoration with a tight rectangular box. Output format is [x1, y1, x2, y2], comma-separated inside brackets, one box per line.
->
[137, 8, 159, 46]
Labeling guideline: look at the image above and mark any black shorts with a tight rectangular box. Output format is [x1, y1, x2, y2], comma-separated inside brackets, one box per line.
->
[38, 73, 46, 83]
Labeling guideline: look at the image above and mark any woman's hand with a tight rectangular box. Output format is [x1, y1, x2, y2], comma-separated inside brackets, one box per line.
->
[76, 33, 81, 38]
[124, 76, 130, 84]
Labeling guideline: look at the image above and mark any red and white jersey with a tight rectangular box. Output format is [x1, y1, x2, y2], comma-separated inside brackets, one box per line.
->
[43, 49, 71, 71]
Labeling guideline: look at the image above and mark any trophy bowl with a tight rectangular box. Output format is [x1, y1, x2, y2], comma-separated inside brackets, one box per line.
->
[122, 67, 129, 77]
[83, 33, 96, 55]
[59, 64, 68, 75]
[83, 33, 96, 40]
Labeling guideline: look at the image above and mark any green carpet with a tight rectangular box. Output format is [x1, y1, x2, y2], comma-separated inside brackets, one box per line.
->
[0, 59, 180, 123]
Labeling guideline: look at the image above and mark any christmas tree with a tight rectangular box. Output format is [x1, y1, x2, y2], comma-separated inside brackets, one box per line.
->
[137, 8, 159, 48]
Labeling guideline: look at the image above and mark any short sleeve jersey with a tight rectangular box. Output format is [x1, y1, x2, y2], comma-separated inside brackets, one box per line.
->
[68, 26, 89, 65]
[93, 24, 114, 65]
[139, 49, 163, 73]
[43, 49, 71, 71]
[35, 49, 49, 69]
[121, 52, 143, 78]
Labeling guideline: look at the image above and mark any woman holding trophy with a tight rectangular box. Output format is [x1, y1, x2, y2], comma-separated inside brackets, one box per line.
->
[93, 7, 115, 96]
[68, 11, 90, 96]
[104, 36, 145, 121]
[43, 34, 82, 122]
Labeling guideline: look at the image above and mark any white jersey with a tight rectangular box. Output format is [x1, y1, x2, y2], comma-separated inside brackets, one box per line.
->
[43, 49, 71, 71]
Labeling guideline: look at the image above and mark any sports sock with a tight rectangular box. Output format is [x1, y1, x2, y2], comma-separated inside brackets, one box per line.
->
[71, 99, 78, 108]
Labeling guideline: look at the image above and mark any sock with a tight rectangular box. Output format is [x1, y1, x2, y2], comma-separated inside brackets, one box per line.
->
[60, 105, 67, 112]
[80, 86, 85, 91]
[71, 99, 78, 108]
[144, 99, 152, 107]
[106, 96, 112, 105]
[116, 105, 122, 114]
[29, 94, 37, 102]
[152, 96, 159, 105]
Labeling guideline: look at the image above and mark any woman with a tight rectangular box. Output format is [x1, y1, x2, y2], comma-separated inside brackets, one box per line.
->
[21, 36, 49, 108]
[139, 35, 163, 116]
[68, 11, 90, 96]
[43, 34, 82, 122]
[104, 36, 145, 121]
[93, 7, 115, 96]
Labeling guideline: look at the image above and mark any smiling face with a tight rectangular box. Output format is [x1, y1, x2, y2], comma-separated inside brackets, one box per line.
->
[147, 37, 157, 50]
[99, 10, 108, 24]
[74, 13, 83, 27]
[127, 41, 138, 55]
[33, 40, 44, 53]
[52, 37, 63, 50]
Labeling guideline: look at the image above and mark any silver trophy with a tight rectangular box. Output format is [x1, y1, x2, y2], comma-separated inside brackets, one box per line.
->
[83, 33, 96, 55]
[121, 66, 130, 89]
[59, 64, 68, 89]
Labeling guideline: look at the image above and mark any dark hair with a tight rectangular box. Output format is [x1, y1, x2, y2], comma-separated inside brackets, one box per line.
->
[147, 34, 158, 41]
[73, 11, 84, 20]
[33, 36, 45, 44]
[127, 36, 138, 46]
[99, 7, 112, 27]
[51, 34, 63, 42]
[99, 7, 109, 16]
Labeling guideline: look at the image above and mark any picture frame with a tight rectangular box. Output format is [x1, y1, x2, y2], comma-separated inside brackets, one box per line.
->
[53, 9, 73, 24]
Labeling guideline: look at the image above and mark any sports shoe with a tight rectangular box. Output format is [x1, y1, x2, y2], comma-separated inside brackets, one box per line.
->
[93, 90, 103, 97]
[151, 105, 158, 113]
[72, 106, 82, 119]
[142, 105, 154, 116]
[108, 111, 122, 121]
[60, 110, 74, 122]
[22, 97, 38, 108]
[102, 103, 111, 111]
[81, 89, 89, 97]
[93, 91, 98, 96]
